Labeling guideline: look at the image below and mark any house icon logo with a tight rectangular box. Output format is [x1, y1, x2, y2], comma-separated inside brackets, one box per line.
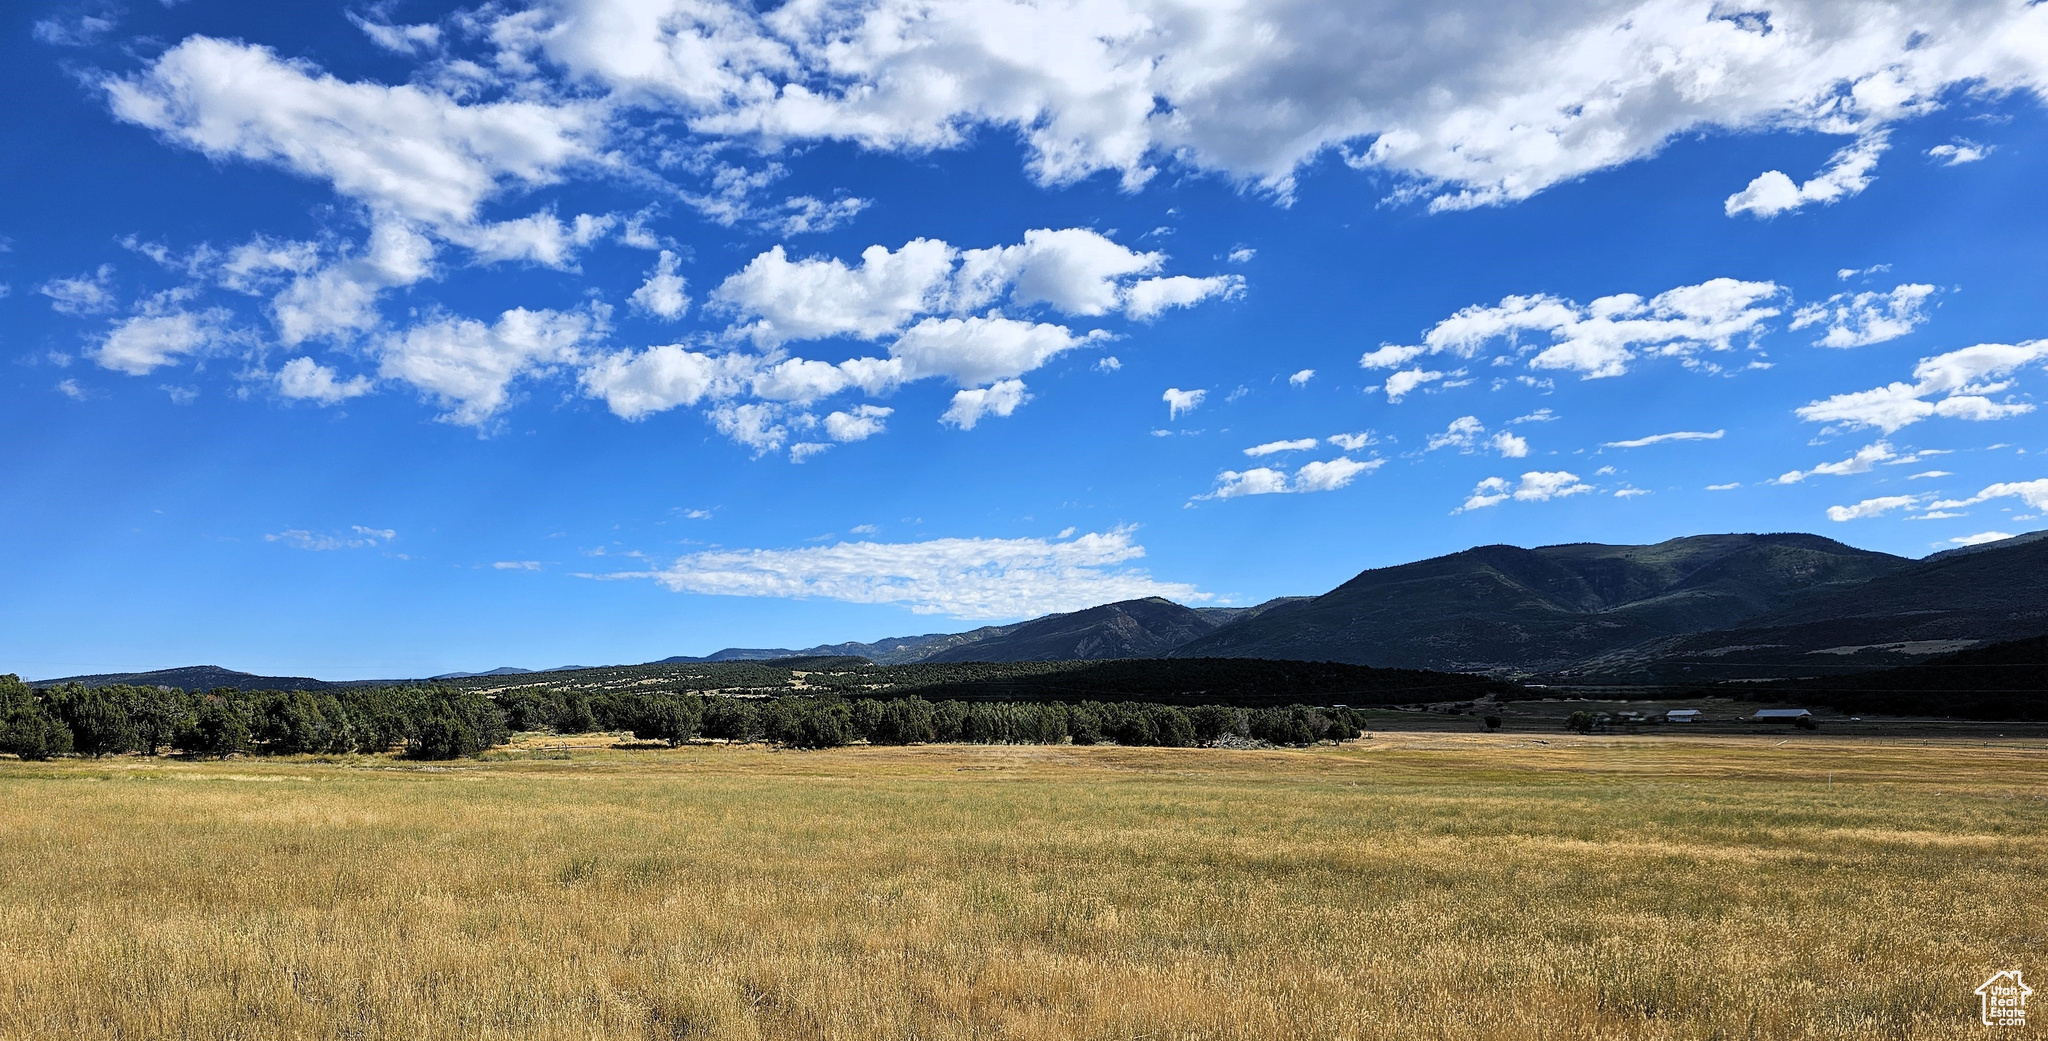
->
[1977, 970, 2031, 1027]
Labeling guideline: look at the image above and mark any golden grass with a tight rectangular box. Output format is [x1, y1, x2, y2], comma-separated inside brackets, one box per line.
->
[2, 734, 2044, 1039]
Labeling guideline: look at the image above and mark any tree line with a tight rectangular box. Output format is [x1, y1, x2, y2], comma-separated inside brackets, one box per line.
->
[1, 673, 1369, 759]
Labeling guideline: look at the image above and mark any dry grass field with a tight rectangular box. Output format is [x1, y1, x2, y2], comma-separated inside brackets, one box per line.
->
[2, 734, 2043, 1039]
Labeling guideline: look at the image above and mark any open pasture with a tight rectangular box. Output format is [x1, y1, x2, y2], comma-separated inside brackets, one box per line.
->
[2, 734, 2043, 1039]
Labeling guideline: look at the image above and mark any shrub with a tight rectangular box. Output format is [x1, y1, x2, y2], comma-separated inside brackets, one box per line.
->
[1484, 715, 1503, 730]
[1565, 711, 1596, 734]
[49, 685, 137, 758]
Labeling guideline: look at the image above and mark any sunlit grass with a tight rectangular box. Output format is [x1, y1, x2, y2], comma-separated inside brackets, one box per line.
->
[2, 734, 2042, 1039]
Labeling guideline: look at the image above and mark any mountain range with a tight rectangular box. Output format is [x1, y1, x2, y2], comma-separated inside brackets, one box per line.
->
[646, 531, 2048, 681]
[28, 530, 2048, 688]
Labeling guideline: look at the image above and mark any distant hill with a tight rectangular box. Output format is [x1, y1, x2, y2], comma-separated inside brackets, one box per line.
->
[28, 665, 343, 692]
[924, 598, 1228, 662]
[1577, 535, 2048, 681]
[1171, 534, 1909, 675]
[1742, 633, 2048, 719]
[33, 530, 2046, 692]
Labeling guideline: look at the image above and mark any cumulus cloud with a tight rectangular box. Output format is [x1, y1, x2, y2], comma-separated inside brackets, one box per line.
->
[824, 404, 892, 442]
[490, 0, 2048, 210]
[1927, 140, 1992, 166]
[1945, 530, 2014, 547]
[378, 306, 604, 425]
[1425, 416, 1529, 457]
[1363, 278, 1782, 383]
[942, 379, 1030, 429]
[1457, 470, 1592, 511]
[93, 309, 231, 375]
[1774, 441, 1896, 484]
[1929, 479, 2048, 513]
[1244, 438, 1318, 457]
[617, 527, 1202, 618]
[1202, 456, 1381, 499]
[1288, 368, 1314, 386]
[1825, 494, 1922, 522]
[1163, 387, 1206, 419]
[1603, 429, 1726, 449]
[39, 266, 118, 315]
[1327, 432, 1376, 451]
[1796, 340, 2047, 434]
[275, 357, 374, 404]
[1725, 133, 1889, 218]
[1122, 274, 1244, 320]
[1381, 368, 1445, 402]
[630, 249, 690, 319]
[1790, 283, 1937, 348]
[578, 344, 755, 419]
[104, 36, 601, 232]
[714, 228, 1228, 350]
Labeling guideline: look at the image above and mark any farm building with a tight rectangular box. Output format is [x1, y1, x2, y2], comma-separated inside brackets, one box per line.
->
[1752, 709, 1813, 723]
[1665, 709, 1701, 723]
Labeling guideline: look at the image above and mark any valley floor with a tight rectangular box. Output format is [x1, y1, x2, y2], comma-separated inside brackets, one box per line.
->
[2, 735, 2043, 1039]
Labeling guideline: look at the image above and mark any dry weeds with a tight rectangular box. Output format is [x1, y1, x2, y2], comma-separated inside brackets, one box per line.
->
[2, 734, 2043, 1039]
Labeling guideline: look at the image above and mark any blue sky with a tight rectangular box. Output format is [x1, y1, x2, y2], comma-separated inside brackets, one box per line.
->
[4, 0, 2047, 678]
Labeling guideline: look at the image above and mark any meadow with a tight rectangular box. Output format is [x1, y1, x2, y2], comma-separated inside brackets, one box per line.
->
[2, 733, 2042, 1039]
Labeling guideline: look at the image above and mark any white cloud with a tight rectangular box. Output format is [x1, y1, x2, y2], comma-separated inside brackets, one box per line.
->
[93, 309, 230, 375]
[275, 357, 374, 404]
[1228, 248, 1256, 263]
[1244, 438, 1318, 457]
[1163, 387, 1206, 419]
[1774, 441, 1895, 483]
[1825, 495, 1922, 522]
[708, 401, 791, 454]
[1725, 133, 1888, 218]
[1790, 283, 1937, 348]
[1457, 470, 1592, 511]
[1707, 482, 1741, 491]
[714, 228, 1227, 350]
[1908, 470, 1953, 480]
[1095, 356, 1122, 372]
[265, 526, 396, 551]
[1946, 530, 2014, 547]
[1364, 278, 1781, 381]
[1927, 140, 1992, 166]
[104, 36, 601, 232]
[1796, 340, 2048, 433]
[493, 560, 544, 571]
[1382, 368, 1444, 402]
[269, 222, 436, 346]
[1930, 479, 2048, 512]
[942, 379, 1030, 429]
[1122, 274, 1244, 320]
[1603, 429, 1726, 449]
[1288, 368, 1314, 386]
[34, 12, 119, 47]
[579, 344, 755, 420]
[494, 0, 2048, 211]
[630, 249, 691, 319]
[1614, 487, 1651, 498]
[39, 266, 117, 315]
[378, 307, 604, 425]
[350, 14, 442, 55]
[1202, 456, 1381, 499]
[56, 379, 89, 401]
[1490, 431, 1530, 458]
[1510, 408, 1557, 424]
[1327, 432, 1376, 451]
[715, 239, 957, 344]
[620, 527, 1202, 619]
[891, 316, 1099, 386]
[824, 404, 892, 442]
[1427, 416, 1487, 452]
